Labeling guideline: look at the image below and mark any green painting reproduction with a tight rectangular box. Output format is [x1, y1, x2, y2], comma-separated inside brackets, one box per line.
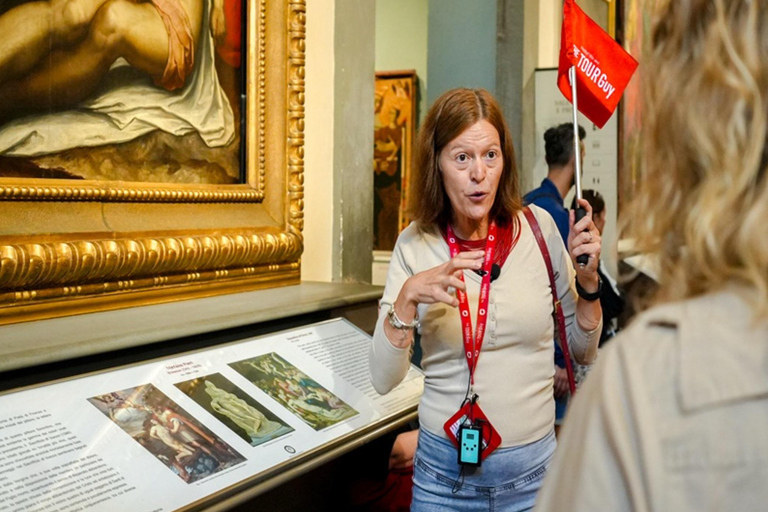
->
[229, 353, 359, 431]
[0, 0, 244, 184]
[175, 373, 294, 447]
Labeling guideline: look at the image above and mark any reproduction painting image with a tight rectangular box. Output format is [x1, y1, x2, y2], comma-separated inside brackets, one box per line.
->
[175, 373, 294, 447]
[373, 71, 416, 251]
[88, 384, 246, 483]
[0, 0, 244, 184]
[229, 353, 358, 430]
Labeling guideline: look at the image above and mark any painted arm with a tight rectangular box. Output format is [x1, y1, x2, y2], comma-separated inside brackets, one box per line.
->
[210, 0, 227, 45]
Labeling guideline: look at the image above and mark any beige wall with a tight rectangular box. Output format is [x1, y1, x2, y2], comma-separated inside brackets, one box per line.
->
[302, 0, 336, 282]
[301, 0, 375, 283]
[538, 0, 561, 68]
[303, 0, 612, 282]
[537, 0, 610, 68]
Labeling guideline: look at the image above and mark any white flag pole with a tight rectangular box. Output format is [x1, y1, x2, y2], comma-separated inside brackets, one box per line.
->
[569, 65, 589, 267]
[569, 65, 583, 202]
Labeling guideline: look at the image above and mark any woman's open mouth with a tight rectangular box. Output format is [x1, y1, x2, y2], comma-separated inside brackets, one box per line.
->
[468, 192, 488, 203]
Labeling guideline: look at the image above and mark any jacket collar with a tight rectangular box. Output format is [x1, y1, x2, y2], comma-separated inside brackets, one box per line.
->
[650, 286, 768, 412]
[541, 178, 563, 203]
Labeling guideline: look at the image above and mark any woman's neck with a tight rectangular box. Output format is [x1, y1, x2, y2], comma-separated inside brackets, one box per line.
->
[451, 216, 489, 241]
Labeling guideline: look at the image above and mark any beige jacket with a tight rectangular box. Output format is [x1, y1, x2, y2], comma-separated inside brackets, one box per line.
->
[534, 287, 768, 512]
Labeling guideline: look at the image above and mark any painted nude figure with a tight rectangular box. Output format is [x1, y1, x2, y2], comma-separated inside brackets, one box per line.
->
[148, 418, 195, 462]
[0, 0, 225, 113]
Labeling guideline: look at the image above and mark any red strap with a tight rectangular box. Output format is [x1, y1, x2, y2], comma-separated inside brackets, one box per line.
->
[522, 207, 577, 396]
[444, 222, 497, 385]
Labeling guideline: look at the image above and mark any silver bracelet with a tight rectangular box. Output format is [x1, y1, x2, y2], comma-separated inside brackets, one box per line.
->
[387, 304, 420, 330]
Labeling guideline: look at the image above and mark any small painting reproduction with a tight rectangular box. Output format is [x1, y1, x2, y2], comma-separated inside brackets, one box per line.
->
[175, 373, 294, 447]
[89, 384, 247, 483]
[229, 353, 359, 431]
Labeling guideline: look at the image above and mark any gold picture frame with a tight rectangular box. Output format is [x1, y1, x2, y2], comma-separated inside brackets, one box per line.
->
[0, 0, 306, 326]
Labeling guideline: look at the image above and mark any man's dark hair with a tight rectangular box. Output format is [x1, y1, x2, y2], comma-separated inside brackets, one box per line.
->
[570, 189, 605, 215]
[544, 123, 586, 167]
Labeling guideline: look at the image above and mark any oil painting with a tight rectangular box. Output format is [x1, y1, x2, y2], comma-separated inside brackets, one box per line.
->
[0, 0, 305, 326]
[620, 0, 654, 203]
[373, 70, 416, 251]
[0, 0, 244, 184]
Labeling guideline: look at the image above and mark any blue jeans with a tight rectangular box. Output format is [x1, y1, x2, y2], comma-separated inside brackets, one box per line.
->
[555, 394, 568, 424]
[412, 427, 556, 511]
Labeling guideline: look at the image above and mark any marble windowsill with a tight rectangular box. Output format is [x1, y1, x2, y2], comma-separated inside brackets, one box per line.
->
[0, 282, 383, 373]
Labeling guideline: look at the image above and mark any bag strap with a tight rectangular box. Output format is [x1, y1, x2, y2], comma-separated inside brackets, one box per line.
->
[522, 206, 577, 395]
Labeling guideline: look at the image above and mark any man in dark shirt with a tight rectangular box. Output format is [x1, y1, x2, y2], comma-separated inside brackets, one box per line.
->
[523, 122, 586, 429]
[524, 123, 586, 241]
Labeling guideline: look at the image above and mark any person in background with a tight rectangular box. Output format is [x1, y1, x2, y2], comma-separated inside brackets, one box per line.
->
[571, 190, 624, 346]
[524, 123, 586, 242]
[534, 1, 768, 510]
[370, 87, 601, 510]
[524, 122, 587, 431]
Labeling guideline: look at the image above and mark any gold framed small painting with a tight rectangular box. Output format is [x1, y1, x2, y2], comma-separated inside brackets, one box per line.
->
[373, 70, 417, 252]
[0, 0, 306, 325]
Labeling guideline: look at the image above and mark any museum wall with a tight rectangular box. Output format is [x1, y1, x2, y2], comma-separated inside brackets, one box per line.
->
[375, 0, 429, 127]
[427, 0, 498, 105]
[302, 0, 612, 284]
[303, 0, 375, 284]
[303, 0, 336, 283]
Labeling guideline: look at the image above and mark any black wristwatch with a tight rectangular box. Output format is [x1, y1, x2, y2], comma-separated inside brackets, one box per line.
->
[575, 276, 602, 301]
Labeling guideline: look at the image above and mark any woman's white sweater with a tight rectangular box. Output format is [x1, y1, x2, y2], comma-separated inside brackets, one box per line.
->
[370, 205, 600, 447]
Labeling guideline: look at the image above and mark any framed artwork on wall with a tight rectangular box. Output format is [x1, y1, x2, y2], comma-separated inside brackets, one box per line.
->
[0, 0, 306, 325]
[0, 0, 247, 186]
[619, 0, 652, 208]
[373, 70, 417, 252]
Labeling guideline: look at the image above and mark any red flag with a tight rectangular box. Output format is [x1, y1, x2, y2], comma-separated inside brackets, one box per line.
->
[558, 0, 638, 128]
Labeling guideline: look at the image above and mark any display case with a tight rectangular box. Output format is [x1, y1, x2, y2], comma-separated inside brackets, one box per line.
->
[0, 283, 420, 512]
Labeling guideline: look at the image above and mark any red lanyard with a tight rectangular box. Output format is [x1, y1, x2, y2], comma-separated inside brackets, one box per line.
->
[445, 221, 498, 385]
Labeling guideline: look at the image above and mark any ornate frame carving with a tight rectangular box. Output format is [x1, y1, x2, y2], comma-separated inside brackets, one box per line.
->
[0, 0, 306, 325]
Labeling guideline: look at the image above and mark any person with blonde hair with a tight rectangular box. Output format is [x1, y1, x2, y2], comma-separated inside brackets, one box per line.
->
[370, 88, 602, 510]
[534, 1, 768, 510]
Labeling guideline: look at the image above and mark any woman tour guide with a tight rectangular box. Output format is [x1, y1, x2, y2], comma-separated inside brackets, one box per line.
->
[369, 88, 603, 511]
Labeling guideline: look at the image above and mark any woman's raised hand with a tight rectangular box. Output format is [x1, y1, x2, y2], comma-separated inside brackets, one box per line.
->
[401, 250, 485, 308]
[568, 198, 601, 289]
[384, 250, 485, 348]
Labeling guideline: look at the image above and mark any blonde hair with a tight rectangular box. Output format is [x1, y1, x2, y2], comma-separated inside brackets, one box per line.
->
[624, 0, 768, 314]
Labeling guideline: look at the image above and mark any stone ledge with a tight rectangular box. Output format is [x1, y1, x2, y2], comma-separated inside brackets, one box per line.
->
[0, 281, 383, 372]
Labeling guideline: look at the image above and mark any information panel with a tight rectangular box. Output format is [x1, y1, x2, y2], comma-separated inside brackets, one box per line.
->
[0, 319, 423, 512]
